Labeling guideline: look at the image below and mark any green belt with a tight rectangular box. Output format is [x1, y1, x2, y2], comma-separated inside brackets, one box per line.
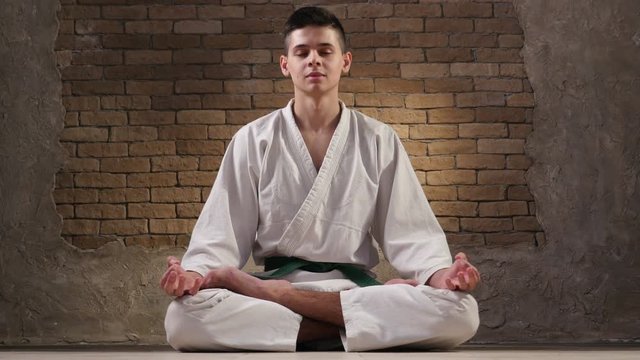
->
[252, 256, 381, 287]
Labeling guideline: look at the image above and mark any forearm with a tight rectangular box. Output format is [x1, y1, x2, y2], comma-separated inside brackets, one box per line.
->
[269, 288, 344, 327]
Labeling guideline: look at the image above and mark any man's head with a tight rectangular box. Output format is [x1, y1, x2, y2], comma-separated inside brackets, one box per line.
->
[283, 6, 347, 54]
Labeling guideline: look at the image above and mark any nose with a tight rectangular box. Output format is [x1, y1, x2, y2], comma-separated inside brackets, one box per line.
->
[308, 51, 321, 66]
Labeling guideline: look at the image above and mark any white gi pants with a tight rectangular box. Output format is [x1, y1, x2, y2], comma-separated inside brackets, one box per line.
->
[165, 276, 479, 352]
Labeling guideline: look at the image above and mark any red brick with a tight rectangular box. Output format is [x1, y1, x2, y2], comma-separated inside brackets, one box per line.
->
[366, 108, 426, 124]
[56, 204, 74, 219]
[428, 140, 476, 155]
[79, 111, 127, 126]
[175, 80, 223, 94]
[175, 110, 225, 125]
[394, 4, 441, 17]
[173, 49, 222, 64]
[341, 19, 374, 33]
[400, 63, 449, 78]
[127, 172, 177, 187]
[76, 204, 126, 219]
[77, 143, 127, 158]
[476, 48, 523, 63]
[409, 125, 457, 140]
[111, 126, 158, 142]
[500, 63, 527, 78]
[151, 95, 202, 110]
[253, 94, 292, 109]
[509, 124, 533, 139]
[222, 49, 271, 64]
[54, 188, 98, 204]
[376, 48, 424, 63]
[514, 216, 542, 231]
[427, 48, 474, 62]
[75, 20, 123, 34]
[60, 5, 100, 19]
[61, 158, 100, 173]
[456, 154, 505, 169]
[199, 156, 223, 171]
[101, 219, 148, 235]
[176, 140, 225, 155]
[508, 185, 534, 201]
[450, 33, 497, 48]
[99, 188, 149, 203]
[478, 139, 525, 154]
[355, 94, 404, 108]
[459, 123, 508, 138]
[376, 18, 423, 32]
[129, 141, 176, 156]
[427, 170, 476, 185]
[176, 203, 204, 218]
[61, 127, 109, 142]
[423, 186, 457, 201]
[157, 125, 207, 140]
[125, 21, 173, 34]
[151, 188, 201, 203]
[451, 63, 500, 77]
[398, 34, 447, 49]
[223, 19, 273, 34]
[425, 78, 474, 93]
[507, 93, 535, 107]
[149, 5, 196, 19]
[55, 34, 103, 51]
[153, 34, 201, 49]
[102, 35, 150, 49]
[102, 95, 151, 110]
[274, 80, 294, 93]
[129, 111, 175, 125]
[198, 5, 244, 19]
[405, 94, 454, 109]
[443, 2, 492, 17]
[458, 185, 506, 201]
[125, 50, 172, 64]
[61, 65, 103, 80]
[479, 201, 529, 217]
[476, 19, 523, 34]
[430, 201, 477, 217]
[129, 203, 176, 218]
[457, 92, 505, 107]
[461, 218, 512, 232]
[427, 108, 474, 124]
[226, 110, 271, 125]
[75, 173, 126, 188]
[208, 125, 241, 140]
[476, 107, 526, 123]
[203, 94, 252, 109]
[64, 112, 79, 127]
[225, 79, 273, 94]
[102, 6, 147, 20]
[475, 78, 523, 92]
[446, 233, 484, 246]
[349, 34, 399, 49]
[178, 171, 215, 186]
[347, 4, 393, 18]
[507, 155, 532, 170]
[151, 65, 203, 80]
[151, 156, 198, 172]
[150, 219, 196, 234]
[124, 235, 176, 249]
[339, 78, 375, 93]
[246, 4, 293, 18]
[411, 156, 455, 171]
[403, 140, 427, 156]
[101, 157, 150, 173]
[499, 34, 524, 48]
[478, 170, 526, 185]
[72, 50, 122, 65]
[425, 19, 473, 32]
[204, 64, 251, 79]
[103, 65, 153, 79]
[252, 64, 284, 79]
[56, 172, 75, 188]
[62, 220, 100, 235]
[495, 3, 517, 18]
[374, 79, 423, 93]
[126, 81, 173, 96]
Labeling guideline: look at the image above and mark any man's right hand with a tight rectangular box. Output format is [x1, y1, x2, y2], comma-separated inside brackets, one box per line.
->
[160, 256, 204, 297]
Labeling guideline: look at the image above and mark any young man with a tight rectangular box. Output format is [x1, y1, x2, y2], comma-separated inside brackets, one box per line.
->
[161, 6, 480, 352]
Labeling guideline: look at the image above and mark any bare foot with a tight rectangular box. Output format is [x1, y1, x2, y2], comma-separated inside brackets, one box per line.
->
[203, 267, 293, 301]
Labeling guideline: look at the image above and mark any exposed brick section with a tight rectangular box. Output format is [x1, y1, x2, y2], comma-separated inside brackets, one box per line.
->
[55, 0, 541, 249]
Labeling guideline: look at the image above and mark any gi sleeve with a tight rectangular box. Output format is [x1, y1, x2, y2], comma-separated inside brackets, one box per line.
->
[181, 126, 260, 276]
[371, 128, 453, 285]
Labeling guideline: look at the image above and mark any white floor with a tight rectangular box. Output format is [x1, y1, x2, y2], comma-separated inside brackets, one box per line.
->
[1, 347, 639, 360]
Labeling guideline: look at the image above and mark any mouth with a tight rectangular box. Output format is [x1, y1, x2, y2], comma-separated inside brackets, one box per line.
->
[306, 72, 325, 78]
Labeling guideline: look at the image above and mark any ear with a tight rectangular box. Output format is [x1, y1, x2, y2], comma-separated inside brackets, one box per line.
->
[342, 51, 352, 74]
[280, 54, 290, 77]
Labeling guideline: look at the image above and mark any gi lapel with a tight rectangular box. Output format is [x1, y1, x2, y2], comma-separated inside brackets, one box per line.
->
[277, 101, 351, 256]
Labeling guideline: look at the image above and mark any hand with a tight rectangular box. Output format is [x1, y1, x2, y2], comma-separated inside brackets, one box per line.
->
[160, 256, 204, 297]
[428, 252, 480, 292]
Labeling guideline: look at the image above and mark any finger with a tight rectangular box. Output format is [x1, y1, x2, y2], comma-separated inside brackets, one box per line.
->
[457, 271, 468, 291]
[167, 256, 181, 267]
[189, 277, 202, 295]
[455, 252, 468, 261]
[164, 270, 178, 295]
[176, 274, 186, 296]
[445, 277, 457, 291]
[160, 268, 171, 288]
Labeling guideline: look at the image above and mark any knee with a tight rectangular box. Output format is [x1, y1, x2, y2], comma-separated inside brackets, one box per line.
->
[164, 299, 196, 351]
[436, 292, 479, 348]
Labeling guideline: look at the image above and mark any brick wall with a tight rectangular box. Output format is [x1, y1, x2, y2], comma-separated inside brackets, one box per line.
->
[54, 0, 542, 250]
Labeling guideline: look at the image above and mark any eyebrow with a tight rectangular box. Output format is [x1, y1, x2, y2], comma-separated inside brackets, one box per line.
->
[292, 43, 335, 50]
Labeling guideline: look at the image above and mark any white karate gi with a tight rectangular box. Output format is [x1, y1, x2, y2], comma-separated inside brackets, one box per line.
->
[164, 100, 479, 351]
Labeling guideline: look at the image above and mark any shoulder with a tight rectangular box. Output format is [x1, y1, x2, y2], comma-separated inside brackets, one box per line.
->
[346, 107, 401, 145]
[231, 107, 285, 144]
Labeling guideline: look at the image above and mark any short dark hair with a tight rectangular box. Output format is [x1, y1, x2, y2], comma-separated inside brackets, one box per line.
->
[283, 6, 347, 53]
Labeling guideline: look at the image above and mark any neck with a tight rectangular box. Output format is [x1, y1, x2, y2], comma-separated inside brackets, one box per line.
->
[292, 94, 341, 132]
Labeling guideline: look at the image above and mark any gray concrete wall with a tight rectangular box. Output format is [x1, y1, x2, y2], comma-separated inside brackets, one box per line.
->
[0, 0, 639, 345]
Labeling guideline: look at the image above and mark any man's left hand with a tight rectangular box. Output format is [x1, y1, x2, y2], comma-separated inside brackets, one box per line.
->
[427, 252, 480, 292]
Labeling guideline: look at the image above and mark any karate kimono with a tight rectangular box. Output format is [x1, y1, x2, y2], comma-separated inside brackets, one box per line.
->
[164, 100, 479, 352]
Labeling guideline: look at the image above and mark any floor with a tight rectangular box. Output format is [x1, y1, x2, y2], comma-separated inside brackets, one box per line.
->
[0, 346, 639, 360]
